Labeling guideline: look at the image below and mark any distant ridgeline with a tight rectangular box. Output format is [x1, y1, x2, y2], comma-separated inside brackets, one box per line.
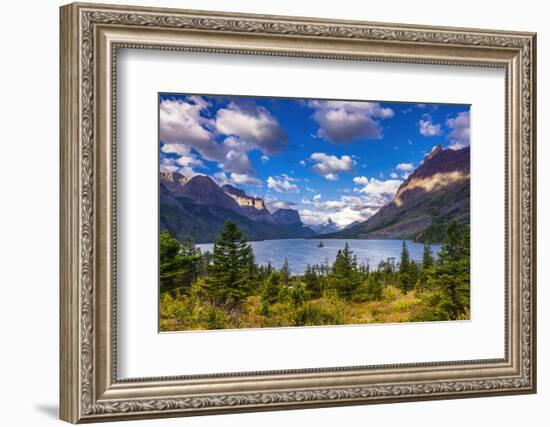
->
[160, 172, 316, 243]
[321, 145, 470, 243]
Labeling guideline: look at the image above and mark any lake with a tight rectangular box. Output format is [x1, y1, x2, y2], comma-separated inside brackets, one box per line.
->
[197, 239, 441, 275]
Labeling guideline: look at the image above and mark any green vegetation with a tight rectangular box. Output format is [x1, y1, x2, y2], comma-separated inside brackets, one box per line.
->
[160, 220, 470, 331]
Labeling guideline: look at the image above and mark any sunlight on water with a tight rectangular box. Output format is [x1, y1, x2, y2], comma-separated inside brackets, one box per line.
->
[197, 239, 441, 275]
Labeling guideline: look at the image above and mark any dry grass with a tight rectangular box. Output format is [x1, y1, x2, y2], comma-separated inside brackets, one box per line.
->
[160, 285, 424, 332]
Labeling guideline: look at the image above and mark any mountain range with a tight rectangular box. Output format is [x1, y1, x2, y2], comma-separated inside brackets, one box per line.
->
[160, 172, 316, 243]
[160, 144, 469, 244]
[321, 145, 470, 243]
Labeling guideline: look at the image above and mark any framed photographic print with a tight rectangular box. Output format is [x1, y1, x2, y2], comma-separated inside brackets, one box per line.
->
[158, 93, 472, 332]
[60, 2, 537, 423]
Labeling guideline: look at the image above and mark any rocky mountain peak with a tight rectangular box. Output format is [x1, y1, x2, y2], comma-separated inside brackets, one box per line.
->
[185, 174, 218, 189]
[272, 208, 302, 226]
[393, 146, 469, 207]
[174, 175, 240, 212]
[425, 144, 444, 161]
[311, 217, 340, 234]
[160, 171, 190, 186]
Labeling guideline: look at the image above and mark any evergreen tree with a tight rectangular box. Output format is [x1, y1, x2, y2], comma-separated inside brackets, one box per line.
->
[332, 243, 360, 299]
[206, 221, 254, 308]
[422, 243, 434, 270]
[290, 282, 308, 307]
[399, 241, 410, 272]
[366, 272, 384, 301]
[260, 271, 282, 314]
[180, 235, 203, 286]
[304, 264, 322, 298]
[398, 241, 414, 292]
[281, 258, 291, 288]
[420, 220, 471, 320]
[159, 230, 201, 295]
[417, 243, 435, 289]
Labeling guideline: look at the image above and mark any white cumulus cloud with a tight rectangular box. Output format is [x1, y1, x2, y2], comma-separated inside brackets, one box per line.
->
[419, 114, 443, 137]
[267, 200, 298, 211]
[396, 162, 414, 172]
[353, 176, 403, 207]
[446, 111, 470, 150]
[298, 193, 381, 228]
[310, 152, 355, 180]
[160, 97, 287, 183]
[230, 172, 262, 187]
[215, 101, 287, 155]
[159, 96, 225, 161]
[352, 176, 369, 185]
[219, 150, 254, 175]
[267, 175, 300, 193]
[308, 100, 394, 144]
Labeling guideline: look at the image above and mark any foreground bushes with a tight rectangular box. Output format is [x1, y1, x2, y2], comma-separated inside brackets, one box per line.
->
[161, 285, 427, 331]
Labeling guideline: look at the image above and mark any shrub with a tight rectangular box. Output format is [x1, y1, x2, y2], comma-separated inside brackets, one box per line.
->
[382, 285, 402, 303]
[293, 298, 345, 326]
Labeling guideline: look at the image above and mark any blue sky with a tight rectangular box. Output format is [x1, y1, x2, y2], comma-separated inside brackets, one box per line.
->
[159, 93, 470, 228]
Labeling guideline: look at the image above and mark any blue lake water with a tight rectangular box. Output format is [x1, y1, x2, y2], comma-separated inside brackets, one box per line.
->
[197, 239, 441, 275]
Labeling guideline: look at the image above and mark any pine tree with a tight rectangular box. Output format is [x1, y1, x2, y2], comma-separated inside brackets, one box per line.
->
[366, 272, 384, 301]
[304, 264, 322, 298]
[398, 241, 414, 292]
[418, 243, 435, 289]
[281, 258, 291, 288]
[332, 243, 360, 299]
[421, 220, 471, 320]
[181, 235, 203, 285]
[434, 220, 470, 319]
[159, 230, 202, 295]
[206, 221, 254, 308]
[422, 243, 434, 270]
[261, 271, 282, 311]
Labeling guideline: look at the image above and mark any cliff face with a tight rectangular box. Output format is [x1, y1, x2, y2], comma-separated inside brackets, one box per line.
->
[159, 174, 315, 243]
[324, 146, 470, 243]
[272, 208, 302, 226]
[160, 171, 190, 185]
[160, 171, 190, 193]
[222, 184, 268, 210]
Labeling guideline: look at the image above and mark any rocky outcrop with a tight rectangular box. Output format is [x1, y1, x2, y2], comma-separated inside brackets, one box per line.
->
[222, 184, 268, 210]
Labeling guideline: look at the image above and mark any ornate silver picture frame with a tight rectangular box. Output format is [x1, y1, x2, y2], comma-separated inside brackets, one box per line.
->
[60, 2, 536, 423]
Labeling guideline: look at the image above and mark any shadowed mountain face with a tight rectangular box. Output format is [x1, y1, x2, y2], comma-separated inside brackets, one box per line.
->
[175, 175, 241, 212]
[322, 146, 470, 243]
[160, 174, 316, 243]
[272, 208, 302, 226]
